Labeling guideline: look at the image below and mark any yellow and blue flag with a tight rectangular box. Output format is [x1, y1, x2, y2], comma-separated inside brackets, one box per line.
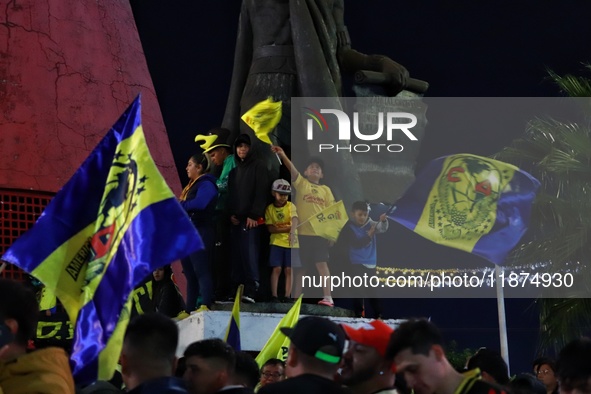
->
[390, 154, 540, 265]
[224, 285, 243, 350]
[38, 285, 57, 313]
[255, 295, 302, 368]
[1, 96, 203, 384]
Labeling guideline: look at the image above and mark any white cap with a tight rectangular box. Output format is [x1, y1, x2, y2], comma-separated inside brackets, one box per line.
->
[272, 179, 291, 194]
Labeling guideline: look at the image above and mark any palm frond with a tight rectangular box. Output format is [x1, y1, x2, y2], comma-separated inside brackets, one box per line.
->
[496, 67, 591, 350]
[538, 297, 591, 353]
[547, 67, 591, 98]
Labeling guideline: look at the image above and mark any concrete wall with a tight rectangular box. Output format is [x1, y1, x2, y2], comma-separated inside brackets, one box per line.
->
[176, 310, 402, 356]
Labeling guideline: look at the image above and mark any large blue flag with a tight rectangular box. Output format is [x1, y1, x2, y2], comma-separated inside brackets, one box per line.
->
[2, 96, 203, 384]
[389, 154, 540, 265]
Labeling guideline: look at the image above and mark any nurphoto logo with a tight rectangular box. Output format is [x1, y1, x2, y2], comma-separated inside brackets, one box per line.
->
[304, 107, 418, 153]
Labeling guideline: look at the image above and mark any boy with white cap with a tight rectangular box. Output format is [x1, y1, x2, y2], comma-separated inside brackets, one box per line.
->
[265, 179, 300, 303]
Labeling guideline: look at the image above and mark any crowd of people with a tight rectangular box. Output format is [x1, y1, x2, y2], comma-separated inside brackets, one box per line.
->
[1, 278, 590, 394]
[107, 125, 351, 320]
[179, 127, 394, 317]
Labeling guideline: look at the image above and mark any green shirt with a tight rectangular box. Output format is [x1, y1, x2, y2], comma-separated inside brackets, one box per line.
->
[216, 154, 236, 212]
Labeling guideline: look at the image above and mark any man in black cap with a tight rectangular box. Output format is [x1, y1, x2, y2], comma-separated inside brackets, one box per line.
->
[259, 316, 351, 394]
[228, 133, 269, 303]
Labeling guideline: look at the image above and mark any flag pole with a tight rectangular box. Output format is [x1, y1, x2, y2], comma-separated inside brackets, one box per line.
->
[495, 265, 510, 375]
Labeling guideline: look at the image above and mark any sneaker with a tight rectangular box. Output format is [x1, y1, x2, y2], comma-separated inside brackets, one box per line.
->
[280, 296, 294, 303]
[175, 311, 190, 320]
[191, 305, 210, 314]
[270, 296, 280, 303]
[242, 294, 255, 304]
[318, 299, 334, 307]
[216, 296, 234, 304]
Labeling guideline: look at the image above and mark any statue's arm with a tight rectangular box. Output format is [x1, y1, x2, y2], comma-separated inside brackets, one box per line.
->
[222, 1, 253, 133]
[333, 0, 414, 95]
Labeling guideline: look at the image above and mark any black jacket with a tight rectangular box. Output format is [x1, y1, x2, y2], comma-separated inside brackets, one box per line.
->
[228, 134, 269, 220]
[258, 374, 351, 394]
[152, 280, 185, 318]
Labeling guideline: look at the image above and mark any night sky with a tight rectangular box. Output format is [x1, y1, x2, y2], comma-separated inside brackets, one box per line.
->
[130, 0, 591, 373]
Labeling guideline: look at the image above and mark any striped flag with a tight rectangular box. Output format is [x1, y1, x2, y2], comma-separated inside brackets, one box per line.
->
[2, 96, 203, 384]
[224, 285, 243, 350]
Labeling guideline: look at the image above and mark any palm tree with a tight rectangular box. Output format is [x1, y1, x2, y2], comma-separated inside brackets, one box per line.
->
[494, 66, 591, 352]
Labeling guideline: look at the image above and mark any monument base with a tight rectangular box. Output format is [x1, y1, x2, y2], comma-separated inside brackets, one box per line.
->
[176, 303, 402, 356]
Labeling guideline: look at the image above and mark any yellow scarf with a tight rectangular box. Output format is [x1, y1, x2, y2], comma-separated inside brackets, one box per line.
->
[179, 177, 198, 201]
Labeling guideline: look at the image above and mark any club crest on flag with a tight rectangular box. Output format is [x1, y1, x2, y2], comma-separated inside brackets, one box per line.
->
[390, 153, 540, 265]
[432, 155, 512, 242]
[68, 153, 146, 292]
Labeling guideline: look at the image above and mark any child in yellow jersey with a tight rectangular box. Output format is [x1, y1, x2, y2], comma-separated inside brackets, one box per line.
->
[271, 146, 335, 307]
[265, 179, 300, 303]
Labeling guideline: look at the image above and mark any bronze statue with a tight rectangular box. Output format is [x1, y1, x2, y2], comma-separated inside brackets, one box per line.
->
[222, 0, 428, 205]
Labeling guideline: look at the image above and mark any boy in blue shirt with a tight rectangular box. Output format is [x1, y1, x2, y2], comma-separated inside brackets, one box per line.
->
[334, 201, 388, 317]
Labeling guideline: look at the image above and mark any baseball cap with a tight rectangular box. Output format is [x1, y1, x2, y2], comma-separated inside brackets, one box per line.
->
[272, 179, 291, 194]
[280, 316, 346, 364]
[341, 320, 394, 359]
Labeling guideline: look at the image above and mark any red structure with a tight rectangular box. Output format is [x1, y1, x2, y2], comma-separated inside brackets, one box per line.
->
[0, 1, 182, 285]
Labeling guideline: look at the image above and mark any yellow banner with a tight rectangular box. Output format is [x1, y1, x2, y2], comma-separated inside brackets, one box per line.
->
[308, 200, 348, 241]
[255, 295, 302, 368]
[241, 97, 282, 144]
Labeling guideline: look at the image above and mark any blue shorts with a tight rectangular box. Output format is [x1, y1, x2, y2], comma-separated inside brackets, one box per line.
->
[269, 245, 301, 268]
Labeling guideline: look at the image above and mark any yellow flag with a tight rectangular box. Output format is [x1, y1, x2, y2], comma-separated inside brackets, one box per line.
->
[308, 201, 349, 241]
[255, 295, 302, 368]
[241, 97, 282, 144]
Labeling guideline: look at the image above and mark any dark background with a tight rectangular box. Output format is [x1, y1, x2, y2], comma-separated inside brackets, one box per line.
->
[130, 0, 591, 374]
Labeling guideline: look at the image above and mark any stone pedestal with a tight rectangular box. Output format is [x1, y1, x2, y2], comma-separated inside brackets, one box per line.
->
[352, 86, 428, 204]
